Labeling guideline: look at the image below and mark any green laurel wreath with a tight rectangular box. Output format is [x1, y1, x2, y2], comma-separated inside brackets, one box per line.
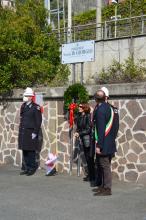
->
[64, 83, 89, 111]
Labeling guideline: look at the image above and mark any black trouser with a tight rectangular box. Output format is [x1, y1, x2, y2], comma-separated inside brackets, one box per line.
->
[21, 150, 40, 171]
[96, 155, 112, 189]
[22, 150, 36, 171]
[83, 147, 95, 181]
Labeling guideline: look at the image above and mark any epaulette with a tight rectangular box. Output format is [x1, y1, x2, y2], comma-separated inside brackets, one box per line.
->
[34, 103, 41, 111]
[36, 105, 41, 111]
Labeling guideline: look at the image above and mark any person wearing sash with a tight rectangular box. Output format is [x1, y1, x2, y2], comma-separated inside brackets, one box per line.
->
[100, 87, 119, 140]
[93, 89, 118, 196]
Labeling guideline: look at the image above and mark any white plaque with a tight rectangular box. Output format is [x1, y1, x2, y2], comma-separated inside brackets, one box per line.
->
[61, 40, 95, 64]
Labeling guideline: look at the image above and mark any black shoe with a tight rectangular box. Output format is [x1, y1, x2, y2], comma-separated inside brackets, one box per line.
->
[90, 181, 97, 187]
[83, 176, 89, 182]
[46, 168, 57, 176]
[92, 186, 104, 193]
[20, 170, 28, 175]
[94, 188, 112, 196]
[26, 170, 36, 176]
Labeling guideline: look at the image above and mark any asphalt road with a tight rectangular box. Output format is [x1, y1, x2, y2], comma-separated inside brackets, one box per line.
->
[0, 165, 146, 220]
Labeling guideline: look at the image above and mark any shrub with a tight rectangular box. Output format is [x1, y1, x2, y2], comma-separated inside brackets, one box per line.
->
[97, 57, 146, 84]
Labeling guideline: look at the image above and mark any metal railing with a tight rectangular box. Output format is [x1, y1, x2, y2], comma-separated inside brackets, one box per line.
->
[50, 15, 146, 44]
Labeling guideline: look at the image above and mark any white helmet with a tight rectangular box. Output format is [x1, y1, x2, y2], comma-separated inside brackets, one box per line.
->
[23, 87, 34, 97]
[100, 87, 109, 97]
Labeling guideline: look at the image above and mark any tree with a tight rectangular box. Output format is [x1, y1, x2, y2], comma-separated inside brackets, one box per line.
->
[0, 0, 69, 94]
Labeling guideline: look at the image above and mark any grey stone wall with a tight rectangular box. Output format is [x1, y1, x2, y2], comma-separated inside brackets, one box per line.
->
[0, 83, 146, 184]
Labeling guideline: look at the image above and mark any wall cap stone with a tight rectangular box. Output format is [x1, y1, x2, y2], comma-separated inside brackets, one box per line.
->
[3, 82, 146, 99]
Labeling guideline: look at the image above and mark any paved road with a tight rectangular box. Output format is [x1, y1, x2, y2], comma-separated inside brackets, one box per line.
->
[0, 165, 146, 220]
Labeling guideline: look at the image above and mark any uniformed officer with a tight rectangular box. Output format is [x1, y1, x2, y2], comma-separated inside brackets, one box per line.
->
[93, 89, 119, 196]
[18, 87, 42, 176]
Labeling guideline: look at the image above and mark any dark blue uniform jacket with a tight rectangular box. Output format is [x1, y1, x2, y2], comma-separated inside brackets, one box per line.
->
[18, 102, 42, 151]
[95, 102, 117, 156]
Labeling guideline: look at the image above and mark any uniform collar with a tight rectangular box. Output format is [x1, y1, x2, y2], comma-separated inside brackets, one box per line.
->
[26, 101, 32, 106]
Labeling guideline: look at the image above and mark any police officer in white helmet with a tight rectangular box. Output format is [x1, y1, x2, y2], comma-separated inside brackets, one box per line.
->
[18, 87, 42, 176]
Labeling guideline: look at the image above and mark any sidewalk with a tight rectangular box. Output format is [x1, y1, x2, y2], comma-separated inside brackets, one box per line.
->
[0, 165, 146, 220]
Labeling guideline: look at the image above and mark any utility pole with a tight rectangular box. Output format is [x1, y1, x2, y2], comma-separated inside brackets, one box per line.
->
[57, 0, 60, 40]
[45, 0, 51, 25]
[111, 0, 118, 38]
[114, 4, 117, 38]
[129, 0, 134, 59]
[96, 0, 102, 40]
[63, 0, 66, 30]
[68, 0, 72, 43]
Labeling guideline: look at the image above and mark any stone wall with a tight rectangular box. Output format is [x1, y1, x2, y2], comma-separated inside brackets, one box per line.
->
[0, 83, 146, 184]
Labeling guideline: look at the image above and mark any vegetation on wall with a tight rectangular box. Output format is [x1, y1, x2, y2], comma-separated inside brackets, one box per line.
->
[0, 0, 69, 95]
[97, 57, 146, 84]
[102, 0, 146, 21]
[72, 0, 146, 26]
[73, 10, 96, 26]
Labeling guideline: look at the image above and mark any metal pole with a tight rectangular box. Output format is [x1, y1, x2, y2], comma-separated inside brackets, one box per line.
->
[114, 4, 117, 38]
[142, 14, 144, 34]
[63, 0, 66, 42]
[81, 63, 84, 85]
[77, 137, 81, 177]
[72, 63, 76, 84]
[63, 0, 66, 29]
[129, 0, 134, 59]
[96, 0, 102, 40]
[104, 20, 107, 39]
[69, 127, 73, 176]
[45, 0, 51, 25]
[68, 0, 72, 43]
[57, 0, 60, 40]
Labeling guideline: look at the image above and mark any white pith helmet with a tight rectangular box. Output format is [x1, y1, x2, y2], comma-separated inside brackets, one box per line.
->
[23, 87, 34, 97]
[100, 87, 109, 97]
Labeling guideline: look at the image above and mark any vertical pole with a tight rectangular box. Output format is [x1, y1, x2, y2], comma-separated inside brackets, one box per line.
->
[80, 63, 84, 85]
[63, 0, 66, 42]
[77, 137, 81, 177]
[104, 21, 107, 39]
[57, 0, 60, 40]
[69, 127, 73, 176]
[130, 0, 132, 34]
[141, 15, 144, 34]
[114, 4, 117, 38]
[68, 0, 73, 175]
[96, 0, 102, 40]
[68, 0, 72, 43]
[129, 0, 134, 59]
[72, 64, 76, 84]
[45, 0, 51, 25]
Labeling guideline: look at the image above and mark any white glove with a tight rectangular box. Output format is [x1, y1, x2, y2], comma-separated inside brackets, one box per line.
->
[32, 133, 37, 139]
